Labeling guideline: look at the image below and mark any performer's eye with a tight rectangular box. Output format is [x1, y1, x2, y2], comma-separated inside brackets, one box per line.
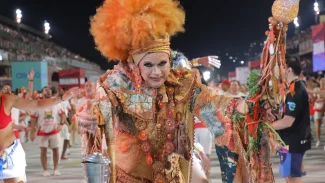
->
[158, 61, 167, 66]
[144, 63, 153, 67]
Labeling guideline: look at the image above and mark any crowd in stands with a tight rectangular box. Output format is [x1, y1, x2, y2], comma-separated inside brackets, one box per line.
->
[0, 23, 97, 66]
[287, 28, 312, 50]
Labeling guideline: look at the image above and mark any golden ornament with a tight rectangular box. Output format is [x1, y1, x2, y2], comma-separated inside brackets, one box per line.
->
[272, 0, 300, 24]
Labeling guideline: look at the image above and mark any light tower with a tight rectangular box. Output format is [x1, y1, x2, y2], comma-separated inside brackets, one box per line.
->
[315, 1, 320, 24]
[16, 9, 22, 24]
[44, 21, 50, 34]
[294, 17, 300, 34]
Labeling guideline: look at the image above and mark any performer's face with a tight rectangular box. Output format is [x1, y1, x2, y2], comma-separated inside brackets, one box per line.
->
[285, 67, 294, 82]
[139, 52, 170, 88]
[1, 85, 11, 94]
[230, 81, 239, 93]
[42, 87, 52, 98]
[85, 81, 95, 96]
[221, 84, 229, 91]
[320, 78, 325, 89]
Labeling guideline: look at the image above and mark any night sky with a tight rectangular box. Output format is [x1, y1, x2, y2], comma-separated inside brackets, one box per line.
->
[0, 0, 315, 77]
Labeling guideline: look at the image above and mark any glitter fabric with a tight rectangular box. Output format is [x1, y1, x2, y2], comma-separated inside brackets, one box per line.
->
[272, 0, 300, 24]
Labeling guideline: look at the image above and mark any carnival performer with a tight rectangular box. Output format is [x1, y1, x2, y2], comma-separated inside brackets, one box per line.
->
[1, 86, 27, 140]
[0, 71, 80, 183]
[30, 86, 67, 177]
[217, 80, 230, 95]
[191, 142, 210, 183]
[70, 89, 87, 145]
[57, 88, 72, 160]
[214, 80, 248, 183]
[312, 78, 325, 148]
[75, 80, 104, 157]
[77, 0, 249, 183]
[225, 80, 246, 98]
[174, 52, 214, 183]
[191, 67, 213, 181]
[3, 70, 34, 146]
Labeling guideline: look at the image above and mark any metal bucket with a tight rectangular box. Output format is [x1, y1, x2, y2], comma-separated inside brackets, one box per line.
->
[82, 162, 110, 183]
[81, 153, 111, 183]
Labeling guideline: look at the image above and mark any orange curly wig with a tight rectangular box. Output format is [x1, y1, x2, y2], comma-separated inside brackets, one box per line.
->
[90, 0, 185, 62]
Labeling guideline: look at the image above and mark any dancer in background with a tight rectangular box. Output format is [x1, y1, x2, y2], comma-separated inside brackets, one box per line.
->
[75, 80, 101, 157]
[217, 80, 230, 95]
[313, 78, 325, 147]
[1, 85, 28, 143]
[225, 80, 246, 98]
[30, 86, 66, 177]
[58, 88, 72, 160]
[0, 69, 79, 183]
[191, 66, 213, 181]
[70, 89, 86, 145]
[3, 70, 34, 146]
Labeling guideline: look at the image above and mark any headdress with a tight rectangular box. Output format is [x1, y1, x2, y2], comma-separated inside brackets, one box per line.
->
[90, 0, 186, 64]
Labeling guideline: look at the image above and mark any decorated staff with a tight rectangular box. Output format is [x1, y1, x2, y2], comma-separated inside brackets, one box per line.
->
[241, 0, 301, 182]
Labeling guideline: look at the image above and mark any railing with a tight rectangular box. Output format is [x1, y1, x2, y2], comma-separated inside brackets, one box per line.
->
[0, 38, 101, 70]
[84, 69, 105, 77]
[0, 24, 101, 70]
[0, 38, 44, 55]
[0, 14, 49, 39]
[65, 58, 101, 71]
[299, 40, 313, 55]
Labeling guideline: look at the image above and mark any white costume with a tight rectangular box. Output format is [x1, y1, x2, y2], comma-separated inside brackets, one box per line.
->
[0, 140, 26, 182]
[60, 100, 71, 141]
[313, 87, 324, 120]
[194, 117, 213, 155]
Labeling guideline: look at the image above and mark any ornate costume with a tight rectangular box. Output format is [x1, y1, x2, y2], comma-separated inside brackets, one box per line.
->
[91, 60, 239, 183]
[77, 0, 243, 182]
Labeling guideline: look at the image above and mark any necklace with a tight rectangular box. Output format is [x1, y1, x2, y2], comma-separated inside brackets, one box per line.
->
[134, 85, 177, 183]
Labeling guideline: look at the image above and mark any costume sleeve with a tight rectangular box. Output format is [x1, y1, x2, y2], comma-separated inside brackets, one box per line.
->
[95, 86, 114, 131]
[192, 83, 238, 138]
[95, 84, 117, 181]
[284, 92, 300, 118]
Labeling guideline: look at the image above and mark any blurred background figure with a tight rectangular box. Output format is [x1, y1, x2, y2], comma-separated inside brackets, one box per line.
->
[218, 80, 230, 95]
[225, 80, 246, 98]
[313, 78, 325, 147]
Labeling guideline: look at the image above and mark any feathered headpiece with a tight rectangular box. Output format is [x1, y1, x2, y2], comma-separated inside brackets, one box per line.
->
[90, 0, 186, 63]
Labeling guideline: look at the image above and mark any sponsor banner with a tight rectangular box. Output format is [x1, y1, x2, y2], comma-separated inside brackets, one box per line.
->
[312, 23, 325, 72]
[228, 71, 236, 81]
[248, 60, 261, 70]
[228, 71, 236, 78]
[67, 59, 99, 70]
[58, 69, 85, 89]
[236, 67, 251, 84]
[47, 66, 60, 88]
[11, 61, 48, 91]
